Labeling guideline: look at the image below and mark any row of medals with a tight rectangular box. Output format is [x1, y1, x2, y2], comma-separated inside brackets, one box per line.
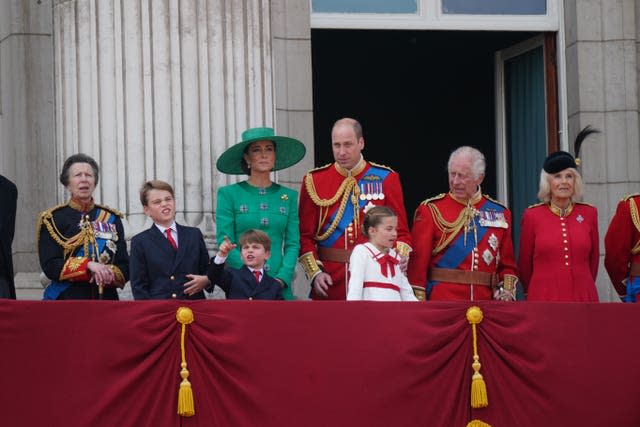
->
[358, 183, 385, 200]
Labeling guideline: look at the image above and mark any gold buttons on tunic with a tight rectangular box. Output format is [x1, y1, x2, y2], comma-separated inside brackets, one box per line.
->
[170, 275, 175, 280]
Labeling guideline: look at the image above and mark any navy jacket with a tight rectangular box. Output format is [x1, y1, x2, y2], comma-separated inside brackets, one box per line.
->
[130, 223, 211, 299]
[0, 175, 17, 299]
[207, 262, 283, 300]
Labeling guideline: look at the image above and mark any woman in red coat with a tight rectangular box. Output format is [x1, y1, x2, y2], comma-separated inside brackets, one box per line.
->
[518, 129, 600, 302]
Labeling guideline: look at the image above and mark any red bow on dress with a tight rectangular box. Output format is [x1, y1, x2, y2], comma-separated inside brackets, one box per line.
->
[376, 253, 399, 278]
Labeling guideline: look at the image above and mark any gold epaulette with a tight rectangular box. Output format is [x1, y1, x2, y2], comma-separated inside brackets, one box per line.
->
[526, 202, 545, 209]
[623, 193, 640, 201]
[369, 161, 395, 172]
[35, 203, 67, 246]
[484, 194, 508, 209]
[630, 197, 640, 240]
[395, 241, 412, 258]
[305, 163, 333, 175]
[420, 193, 446, 206]
[95, 203, 124, 218]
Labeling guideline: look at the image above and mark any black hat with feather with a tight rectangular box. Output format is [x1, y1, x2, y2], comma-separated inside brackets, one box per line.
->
[543, 125, 600, 173]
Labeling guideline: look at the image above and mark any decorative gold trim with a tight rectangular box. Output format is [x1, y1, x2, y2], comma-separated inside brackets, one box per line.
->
[484, 194, 508, 209]
[68, 198, 95, 212]
[502, 274, 518, 292]
[395, 241, 412, 258]
[298, 252, 322, 281]
[629, 198, 640, 255]
[450, 187, 483, 206]
[411, 286, 426, 301]
[368, 161, 395, 172]
[334, 157, 366, 177]
[548, 202, 574, 217]
[419, 193, 446, 206]
[427, 202, 478, 255]
[304, 171, 360, 242]
[110, 265, 126, 287]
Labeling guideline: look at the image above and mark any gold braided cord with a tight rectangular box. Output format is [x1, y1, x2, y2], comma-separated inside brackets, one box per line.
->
[305, 173, 360, 241]
[304, 172, 353, 207]
[629, 198, 640, 255]
[428, 203, 474, 254]
[38, 209, 101, 261]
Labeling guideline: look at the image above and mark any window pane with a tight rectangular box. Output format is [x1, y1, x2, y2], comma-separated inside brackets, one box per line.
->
[312, 0, 418, 14]
[442, 0, 546, 15]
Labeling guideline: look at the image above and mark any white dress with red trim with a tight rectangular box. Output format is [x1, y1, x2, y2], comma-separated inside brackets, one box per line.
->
[346, 242, 417, 301]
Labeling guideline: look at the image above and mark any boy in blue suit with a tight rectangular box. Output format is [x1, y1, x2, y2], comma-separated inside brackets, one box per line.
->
[130, 180, 211, 299]
[209, 230, 283, 300]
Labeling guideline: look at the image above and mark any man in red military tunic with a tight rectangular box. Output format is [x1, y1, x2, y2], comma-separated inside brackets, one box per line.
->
[604, 194, 640, 302]
[407, 146, 518, 301]
[298, 118, 412, 300]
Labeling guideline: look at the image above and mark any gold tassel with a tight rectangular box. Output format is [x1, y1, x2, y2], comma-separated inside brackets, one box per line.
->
[466, 306, 488, 409]
[178, 362, 194, 416]
[176, 307, 195, 417]
[466, 419, 491, 427]
[471, 364, 488, 408]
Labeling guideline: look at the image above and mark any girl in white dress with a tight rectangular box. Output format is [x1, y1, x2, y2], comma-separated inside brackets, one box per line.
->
[346, 206, 418, 301]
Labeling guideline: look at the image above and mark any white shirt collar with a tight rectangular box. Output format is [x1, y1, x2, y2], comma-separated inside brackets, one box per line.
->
[155, 222, 177, 235]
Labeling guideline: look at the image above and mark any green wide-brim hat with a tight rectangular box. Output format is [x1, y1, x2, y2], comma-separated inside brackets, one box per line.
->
[216, 127, 306, 175]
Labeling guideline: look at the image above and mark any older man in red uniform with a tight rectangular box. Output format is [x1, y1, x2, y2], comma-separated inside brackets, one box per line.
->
[298, 118, 412, 300]
[407, 146, 518, 301]
[604, 194, 640, 302]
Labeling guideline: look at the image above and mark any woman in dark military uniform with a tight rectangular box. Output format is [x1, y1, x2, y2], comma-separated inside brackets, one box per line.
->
[37, 153, 129, 300]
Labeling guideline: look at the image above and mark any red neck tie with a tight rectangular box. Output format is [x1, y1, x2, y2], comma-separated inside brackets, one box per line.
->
[165, 228, 177, 250]
[253, 270, 261, 283]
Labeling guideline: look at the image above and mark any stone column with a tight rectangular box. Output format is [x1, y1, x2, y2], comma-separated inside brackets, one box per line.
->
[563, 0, 640, 301]
[52, 0, 278, 240]
[0, 0, 55, 285]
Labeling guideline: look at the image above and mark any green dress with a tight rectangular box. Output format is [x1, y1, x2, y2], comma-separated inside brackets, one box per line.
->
[216, 181, 300, 299]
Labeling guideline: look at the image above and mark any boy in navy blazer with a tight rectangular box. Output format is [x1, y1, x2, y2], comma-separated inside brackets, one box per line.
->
[208, 229, 283, 300]
[130, 180, 211, 299]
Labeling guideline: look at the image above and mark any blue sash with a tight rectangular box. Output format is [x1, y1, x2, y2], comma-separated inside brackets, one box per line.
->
[624, 276, 640, 303]
[427, 199, 503, 296]
[43, 209, 115, 300]
[319, 166, 390, 248]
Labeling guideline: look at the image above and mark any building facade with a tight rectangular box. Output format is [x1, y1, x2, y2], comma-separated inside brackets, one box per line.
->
[1, 0, 637, 301]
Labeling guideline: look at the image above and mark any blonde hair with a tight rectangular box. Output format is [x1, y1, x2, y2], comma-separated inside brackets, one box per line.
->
[537, 167, 584, 203]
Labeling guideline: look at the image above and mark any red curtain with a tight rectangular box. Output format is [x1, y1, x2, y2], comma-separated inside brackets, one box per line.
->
[1, 300, 639, 427]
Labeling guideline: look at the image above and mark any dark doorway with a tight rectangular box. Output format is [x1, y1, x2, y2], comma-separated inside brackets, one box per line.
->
[311, 29, 537, 226]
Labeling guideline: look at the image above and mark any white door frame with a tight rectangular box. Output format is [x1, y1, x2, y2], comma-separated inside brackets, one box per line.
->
[494, 30, 568, 205]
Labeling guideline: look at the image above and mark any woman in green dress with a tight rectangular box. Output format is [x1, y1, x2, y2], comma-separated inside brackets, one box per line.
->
[215, 127, 306, 300]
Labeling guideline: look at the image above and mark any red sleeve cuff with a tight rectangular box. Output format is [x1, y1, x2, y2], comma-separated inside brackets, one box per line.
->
[60, 257, 91, 282]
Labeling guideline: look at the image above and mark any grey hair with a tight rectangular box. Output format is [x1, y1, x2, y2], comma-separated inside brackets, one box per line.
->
[537, 167, 584, 203]
[447, 146, 486, 180]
